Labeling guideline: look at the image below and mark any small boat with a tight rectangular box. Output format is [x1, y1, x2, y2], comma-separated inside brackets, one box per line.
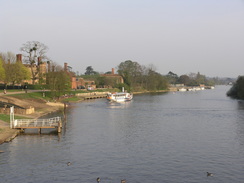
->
[107, 92, 133, 102]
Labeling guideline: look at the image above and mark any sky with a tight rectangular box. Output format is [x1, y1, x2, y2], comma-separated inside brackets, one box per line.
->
[1, 0, 244, 78]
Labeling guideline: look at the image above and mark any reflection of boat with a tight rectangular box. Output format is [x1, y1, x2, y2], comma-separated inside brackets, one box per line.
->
[107, 92, 133, 102]
[178, 88, 187, 92]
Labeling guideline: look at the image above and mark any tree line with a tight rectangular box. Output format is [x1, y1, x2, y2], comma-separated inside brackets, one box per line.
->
[1, 41, 233, 96]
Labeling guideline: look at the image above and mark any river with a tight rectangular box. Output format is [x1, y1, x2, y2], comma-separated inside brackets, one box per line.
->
[0, 85, 244, 183]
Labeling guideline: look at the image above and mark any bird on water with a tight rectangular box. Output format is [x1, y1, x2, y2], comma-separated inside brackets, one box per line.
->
[97, 177, 100, 183]
[207, 172, 214, 176]
[67, 162, 71, 166]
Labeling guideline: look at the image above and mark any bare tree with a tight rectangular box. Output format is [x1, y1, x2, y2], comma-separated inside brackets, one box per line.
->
[0, 52, 16, 63]
[20, 41, 49, 84]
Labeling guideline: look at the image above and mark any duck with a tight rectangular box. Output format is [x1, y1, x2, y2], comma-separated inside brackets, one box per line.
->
[96, 177, 100, 183]
[207, 172, 213, 176]
[67, 162, 71, 166]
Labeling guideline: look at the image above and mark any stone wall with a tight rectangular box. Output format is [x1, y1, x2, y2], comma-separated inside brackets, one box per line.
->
[0, 107, 35, 115]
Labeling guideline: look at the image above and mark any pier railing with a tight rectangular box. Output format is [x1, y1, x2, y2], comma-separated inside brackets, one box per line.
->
[10, 106, 62, 133]
[12, 117, 61, 128]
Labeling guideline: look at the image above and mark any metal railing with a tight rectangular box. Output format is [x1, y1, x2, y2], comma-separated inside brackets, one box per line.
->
[13, 117, 61, 128]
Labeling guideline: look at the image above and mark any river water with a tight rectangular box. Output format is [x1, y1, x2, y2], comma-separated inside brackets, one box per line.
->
[0, 85, 244, 183]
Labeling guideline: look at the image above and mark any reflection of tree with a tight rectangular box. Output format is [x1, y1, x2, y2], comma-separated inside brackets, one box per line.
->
[235, 101, 244, 148]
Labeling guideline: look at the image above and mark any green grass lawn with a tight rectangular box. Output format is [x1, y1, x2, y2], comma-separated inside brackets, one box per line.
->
[0, 114, 32, 123]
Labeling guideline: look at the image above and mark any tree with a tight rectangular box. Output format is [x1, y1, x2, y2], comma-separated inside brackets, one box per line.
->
[195, 72, 206, 85]
[178, 75, 190, 85]
[146, 69, 168, 91]
[4, 62, 31, 86]
[117, 60, 143, 90]
[20, 41, 48, 84]
[166, 71, 179, 84]
[227, 76, 244, 99]
[46, 70, 71, 99]
[85, 66, 98, 75]
[0, 52, 16, 63]
[0, 57, 5, 82]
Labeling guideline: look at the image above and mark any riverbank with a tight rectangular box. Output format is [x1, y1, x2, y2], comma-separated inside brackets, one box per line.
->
[0, 95, 65, 145]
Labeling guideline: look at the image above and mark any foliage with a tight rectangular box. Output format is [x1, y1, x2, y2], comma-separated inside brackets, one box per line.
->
[27, 84, 48, 90]
[85, 66, 98, 75]
[166, 71, 179, 84]
[3, 62, 31, 85]
[178, 75, 190, 85]
[115, 83, 130, 92]
[0, 57, 5, 81]
[117, 60, 143, 90]
[116, 60, 168, 92]
[227, 76, 244, 99]
[46, 71, 71, 99]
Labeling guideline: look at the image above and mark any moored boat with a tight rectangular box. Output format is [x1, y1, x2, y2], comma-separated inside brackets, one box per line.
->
[107, 92, 133, 102]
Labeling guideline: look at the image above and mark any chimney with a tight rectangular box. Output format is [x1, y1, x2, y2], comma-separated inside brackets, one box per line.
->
[64, 63, 68, 72]
[47, 61, 51, 72]
[38, 57, 42, 65]
[16, 54, 22, 63]
[112, 68, 115, 75]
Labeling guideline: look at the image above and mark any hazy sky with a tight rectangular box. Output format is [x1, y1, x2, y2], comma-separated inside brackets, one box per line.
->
[1, 0, 244, 77]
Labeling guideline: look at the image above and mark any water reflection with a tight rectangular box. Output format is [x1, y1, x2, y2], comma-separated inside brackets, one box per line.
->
[106, 101, 133, 109]
[1, 86, 244, 183]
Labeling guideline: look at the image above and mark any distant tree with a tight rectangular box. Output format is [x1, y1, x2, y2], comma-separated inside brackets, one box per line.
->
[117, 60, 143, 90]
[20, 41, 48, 84]
[0, 52, 16, 63]
[195, 72, 206, 85]
[227, 76, 244, 99]
[166, 71, 179, 84]
[85, 66, 98, 75]
[178, 75, 190, 85]
[146, 69, 168, 91]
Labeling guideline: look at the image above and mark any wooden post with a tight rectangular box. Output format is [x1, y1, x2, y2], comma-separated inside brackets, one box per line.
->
[64, 103, 67, 120]
[58, 121, 62, 133]
[38, 128, 41, 134]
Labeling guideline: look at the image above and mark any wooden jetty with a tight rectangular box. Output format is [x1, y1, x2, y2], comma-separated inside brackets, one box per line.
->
[9, 106, 62, 133]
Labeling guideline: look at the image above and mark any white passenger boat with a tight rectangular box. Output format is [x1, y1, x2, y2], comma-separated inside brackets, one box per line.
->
[107, 92, 133, 102]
